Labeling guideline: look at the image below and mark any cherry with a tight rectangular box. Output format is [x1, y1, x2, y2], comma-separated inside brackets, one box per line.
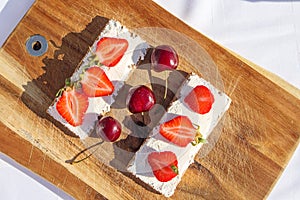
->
[151, 45, 179, 99]
[151, 45, 179, 72]
[96, 116, 121, 142]
[126, 85, 156, 113]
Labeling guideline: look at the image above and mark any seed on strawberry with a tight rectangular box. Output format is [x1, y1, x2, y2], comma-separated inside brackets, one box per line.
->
[148, 151, 178, 182]
[95, 37, 128, 67]
[56, 87, 89, 127]
[80, 66, 114, 97]
[184, 85, 214, 114]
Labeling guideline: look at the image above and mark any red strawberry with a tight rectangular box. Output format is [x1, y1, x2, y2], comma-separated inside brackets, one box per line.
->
[160, 116, 198, 147]
[56, 88, 89, 126]
[95, 37, 128, 67]
[148, 151, 178, 182]
[81, 66, 114, 97]
[184, 85, 214, 114]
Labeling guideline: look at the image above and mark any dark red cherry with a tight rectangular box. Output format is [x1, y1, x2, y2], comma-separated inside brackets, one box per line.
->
[96, 116, 121, 142]
[126, 85, 156, 113]
[151, 45, 179, 72]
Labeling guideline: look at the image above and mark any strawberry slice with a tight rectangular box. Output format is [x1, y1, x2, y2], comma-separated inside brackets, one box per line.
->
[184, 85, 215, 114]
[95, 37, 128, 67]
[148, 151, 178, 182]
[56, 88, 89, 127]
[160, 116, 198, 147]
[81, 66, 114, 97]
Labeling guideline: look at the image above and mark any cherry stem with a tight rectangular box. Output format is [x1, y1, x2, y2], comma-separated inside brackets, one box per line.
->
[141, 112, 145, 125]
[164, 71, 168, 99]
[148, 64, 154, 88]
[65, 140, 104, 164]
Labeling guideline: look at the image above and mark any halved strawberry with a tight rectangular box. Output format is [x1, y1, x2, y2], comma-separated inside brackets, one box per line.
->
[56, 87, 89, 126]
[184, 85, 214, 114]
[160, 116, 199, 147]
[80, 66, 114, 97]
[95, 37, 128, 67]
[148, 151, 178, 182]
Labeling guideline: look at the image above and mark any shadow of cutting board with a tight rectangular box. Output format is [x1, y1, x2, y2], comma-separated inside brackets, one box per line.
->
[0, 0, 300, 199]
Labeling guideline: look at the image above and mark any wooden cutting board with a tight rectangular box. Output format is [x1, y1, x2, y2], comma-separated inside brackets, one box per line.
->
[1, 0, 300, 199]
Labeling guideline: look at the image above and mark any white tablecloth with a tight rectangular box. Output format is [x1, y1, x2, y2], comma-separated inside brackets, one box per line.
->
[0, 0, 299, 199]
[0, 153, 72, 200]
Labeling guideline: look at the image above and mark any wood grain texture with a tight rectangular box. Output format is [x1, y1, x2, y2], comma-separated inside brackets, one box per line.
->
[0, 0, 299, 199]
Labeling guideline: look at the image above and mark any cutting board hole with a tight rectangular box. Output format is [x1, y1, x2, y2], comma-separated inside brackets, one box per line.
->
[32, 41, 42, 51]
[26, 35, 48, 56]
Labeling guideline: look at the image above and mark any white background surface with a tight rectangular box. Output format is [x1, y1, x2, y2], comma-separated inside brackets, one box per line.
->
[0, 0, 8, 12]
[0, 153, 73, 200]
[0, 0, 299, 199]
